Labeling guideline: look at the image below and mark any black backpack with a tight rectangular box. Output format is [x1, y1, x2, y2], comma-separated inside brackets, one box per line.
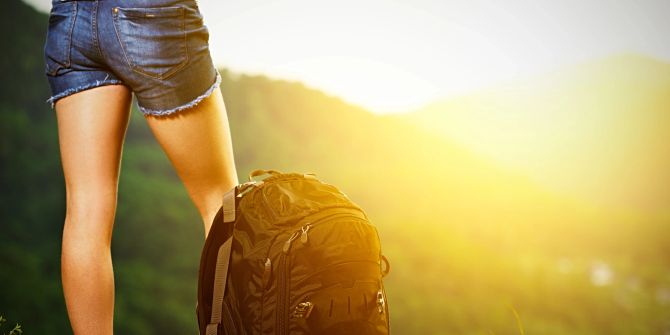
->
[196, 169, 391, 334]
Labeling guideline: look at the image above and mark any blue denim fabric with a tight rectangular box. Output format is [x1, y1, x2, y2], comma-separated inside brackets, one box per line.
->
[44, 0, 220, 116]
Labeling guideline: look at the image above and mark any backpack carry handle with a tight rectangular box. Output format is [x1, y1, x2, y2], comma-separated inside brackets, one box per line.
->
[381, 255, 391, 278]
[248, 169, 281, 181]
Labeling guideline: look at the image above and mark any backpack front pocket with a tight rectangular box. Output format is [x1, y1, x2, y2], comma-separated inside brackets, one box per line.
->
[289, 270, 391, 335]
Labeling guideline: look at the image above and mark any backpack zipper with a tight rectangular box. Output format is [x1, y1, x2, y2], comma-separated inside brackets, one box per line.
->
[222, 300, 238, 333]
[285, 213, 368, 252]
[275, 212, 372, 334]
[276, 229, 300, 335]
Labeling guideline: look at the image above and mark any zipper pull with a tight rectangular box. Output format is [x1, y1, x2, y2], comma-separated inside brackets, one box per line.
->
[262, 258, 272, 288]
[377, 289, 386, 313]
[291, 301, 314, 319]
[300, 224, 311, 244]
[282, 231, 301, 253]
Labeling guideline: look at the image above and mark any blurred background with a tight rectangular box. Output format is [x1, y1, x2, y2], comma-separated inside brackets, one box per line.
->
[2, 0, 669, 333]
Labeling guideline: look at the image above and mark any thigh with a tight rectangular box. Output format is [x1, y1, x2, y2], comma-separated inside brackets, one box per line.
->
[56, 85, 132, 229]
[144, 89, 238, 233]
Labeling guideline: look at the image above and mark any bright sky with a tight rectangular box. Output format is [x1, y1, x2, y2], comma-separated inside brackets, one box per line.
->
[25, 0, 670, 113]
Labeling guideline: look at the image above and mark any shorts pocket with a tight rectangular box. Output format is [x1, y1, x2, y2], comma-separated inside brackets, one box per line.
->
[44, 1, 77, 76]
[112, 6, 189, 79]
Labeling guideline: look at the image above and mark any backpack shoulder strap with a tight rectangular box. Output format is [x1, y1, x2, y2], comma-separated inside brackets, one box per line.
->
[223, 187, 237, 223]
[205, 187, 237, 335]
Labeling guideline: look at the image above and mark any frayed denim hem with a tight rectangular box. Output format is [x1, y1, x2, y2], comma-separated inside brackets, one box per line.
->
[139, 71, 222, 117]
[46, 80, 125, 108]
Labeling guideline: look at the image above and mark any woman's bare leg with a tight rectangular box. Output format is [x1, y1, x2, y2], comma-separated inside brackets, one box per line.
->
[56, 85, 132, 335]
[144, 88, 239, 238]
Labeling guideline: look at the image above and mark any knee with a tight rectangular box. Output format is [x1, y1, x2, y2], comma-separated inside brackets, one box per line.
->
[62, 189, 118, 246]
[65, 189, 118, 221]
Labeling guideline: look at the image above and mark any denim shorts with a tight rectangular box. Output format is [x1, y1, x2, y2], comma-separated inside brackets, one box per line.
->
[44, 0, 221, 116]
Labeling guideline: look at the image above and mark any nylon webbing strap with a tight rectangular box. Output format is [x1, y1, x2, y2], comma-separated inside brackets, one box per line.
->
[206, 237, 233, 335]
[223, 188, 236, 223]
[206, 187, 237, 334]
[205, 319, 218, 335]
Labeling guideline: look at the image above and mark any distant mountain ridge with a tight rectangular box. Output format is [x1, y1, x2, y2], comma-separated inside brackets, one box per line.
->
[396, 53, 670, 211]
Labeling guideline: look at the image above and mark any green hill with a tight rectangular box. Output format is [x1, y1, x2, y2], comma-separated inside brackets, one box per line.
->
[1, 0, 669, 334]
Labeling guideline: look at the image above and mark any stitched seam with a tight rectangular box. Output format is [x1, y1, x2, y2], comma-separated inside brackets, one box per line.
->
[111, 7, 134, 75]
[64, 1, 77, 68]
[92, 0, 103, 59]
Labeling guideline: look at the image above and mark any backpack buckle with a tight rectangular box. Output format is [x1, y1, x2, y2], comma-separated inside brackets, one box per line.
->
[377, 290, 386, 313]
[237, 181, 262, 198]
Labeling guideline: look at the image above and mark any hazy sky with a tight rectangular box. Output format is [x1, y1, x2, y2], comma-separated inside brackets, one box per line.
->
[25, 0, 670, 113]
